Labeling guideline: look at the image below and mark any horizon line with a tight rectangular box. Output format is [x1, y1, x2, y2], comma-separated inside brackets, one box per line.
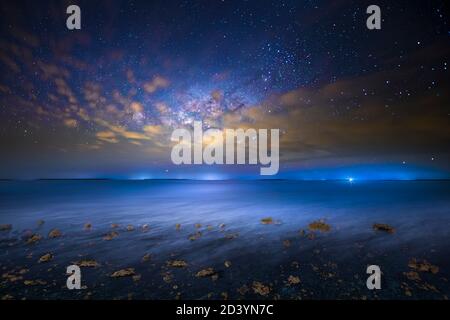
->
[1, 178, 450, 182]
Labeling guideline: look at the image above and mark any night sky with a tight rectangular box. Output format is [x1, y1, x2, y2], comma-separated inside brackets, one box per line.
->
[0, 0, 448, 179]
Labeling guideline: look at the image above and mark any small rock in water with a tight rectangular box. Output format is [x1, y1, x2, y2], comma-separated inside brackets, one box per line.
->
[37, 220, 45, 227]
[126, 225, 135, 231]
[287, 275, 301, 285]
[38, 253, 53, 263]
[308, 220, 331, 232]
[166, 260, 188, 268]
[260, 217, 274, 225]
[141, 224, 150, 232]
[373, 223, 395, 234]
[283, 240, 291, 248]
[111, 268, 135, 278]
[26, 234, 42, 244]
[0, 224, 12, 231]
[74, 260, 100, 268]
[224, 260, 232, 268]
[142, 253, 151, 262]
[408, 259, 439, 274]
[252, 281, 271, 296]
[48, 229, 62, 238]
[103, 231, 119, 240]
[224, 233, 239, 240]
[2, 272, 24, 283]
[24, 279, 47, 286]
[195, 268, 217, 278]
[132, 274, 141, 282]
[188, 231, 202, 241]
[84, 223, 92, 230]
[175, 223, 181, 230]
[404, 271, 421, 281]
[237, 285, 249, 295]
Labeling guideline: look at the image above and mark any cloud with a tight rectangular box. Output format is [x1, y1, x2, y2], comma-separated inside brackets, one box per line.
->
[223, 68, 450, 164]
[143, 125, 163, 135]
[143, 76, 170, 94]
[96, 131, 118, 143]
[63, 118, 78, 128]
[154, 102, 170, 115]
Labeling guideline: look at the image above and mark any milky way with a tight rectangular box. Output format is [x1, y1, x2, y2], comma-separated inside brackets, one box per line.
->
[0, 0, 448, 179]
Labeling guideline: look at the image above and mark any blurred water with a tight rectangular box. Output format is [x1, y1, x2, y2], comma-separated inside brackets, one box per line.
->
[0, 180, 449, 299]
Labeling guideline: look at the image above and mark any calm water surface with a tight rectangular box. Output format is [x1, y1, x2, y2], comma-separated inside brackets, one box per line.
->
[0, 180, 449, 299]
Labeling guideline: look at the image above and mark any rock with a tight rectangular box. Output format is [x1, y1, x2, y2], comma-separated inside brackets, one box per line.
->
[283, 240, 291, 248]
[417, 282, 439, 292]
[103, 231, 119, 240]
[48, 229, 62, 238]
[141, 224, 150, 232]
[111, 268, 135, 278]
[166, 260, 188, 268]
[237, 285, 249, 295]
[26, 234, 42, 244]
[404, 271, 421, 281]
[162, 272, 173, 283]
[175, 223, 181, 230]
[260, 217, 274, 225]
[142, 253, 151, 262]
[224, 261, 232, 268]
[224, 233, 239, 240]
[132, 274, 141, 282]
[24, 279, 47, 286]
[2, 272, 23, 282]
[0, 224, 12, 231]
[74, 260, 100, 268]
[252, 281, 271, 296]
[408, 259, 439, 274]
[195, 268, 216, 278]
[287, 275, 301, 285]
[37, 220, 45, 227]
[373, 223, 395, 234]
[38, 253, 53, 263]
[188, 231, 202, 241]
[308, 220, 331, 232]
[84, 223, 92, 230]
[111, 223, 120, 229]
[126, 225, 135, 231]
[194, 223, 202, 229]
